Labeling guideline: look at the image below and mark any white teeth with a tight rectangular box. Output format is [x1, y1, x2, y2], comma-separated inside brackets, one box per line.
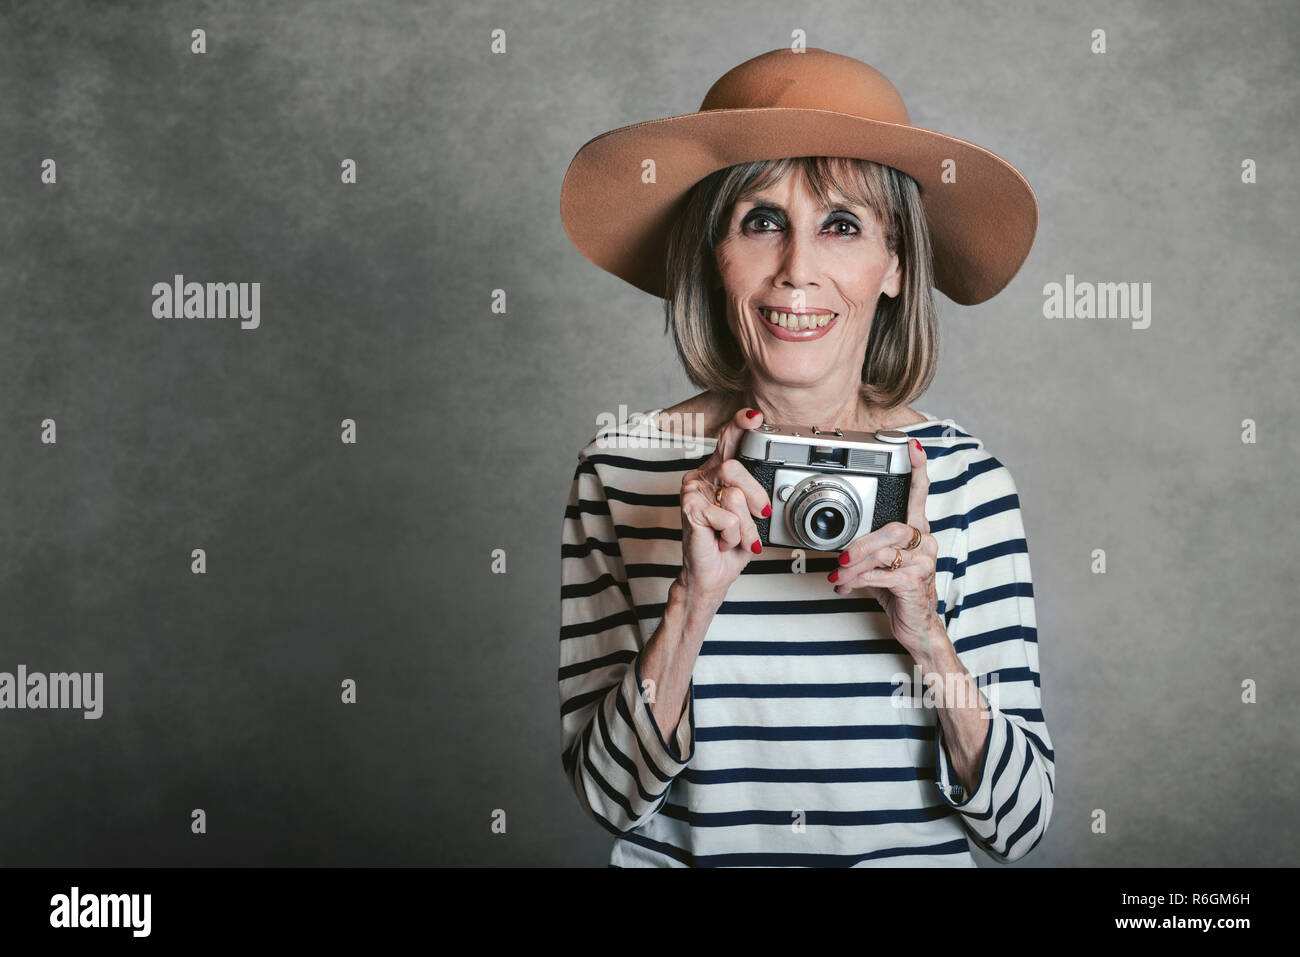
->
[762, 309, 832, 330]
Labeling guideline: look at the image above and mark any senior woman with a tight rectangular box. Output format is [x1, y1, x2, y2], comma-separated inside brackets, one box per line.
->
[557, 48, 1054, 867]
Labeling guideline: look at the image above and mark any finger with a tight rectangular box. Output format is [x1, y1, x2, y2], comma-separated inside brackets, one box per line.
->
[906, 438, 930, 534]
[684, 473, 763, 529]
[857, 542, 934, 575]
[711, 406, 765, 465]
[716, 457, 773, 519]
[682, 475, 717, 502]
[833, 521, 915, 571]
[833, 564, 909, 594]
[715, 484, 763, 553]
[684, 489, 744, 550]
[831, 555, 902, 589]
[832, 530, 935, 590]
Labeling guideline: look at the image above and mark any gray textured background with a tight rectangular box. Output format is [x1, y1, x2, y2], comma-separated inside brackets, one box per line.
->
[1, 0, 1296, 866]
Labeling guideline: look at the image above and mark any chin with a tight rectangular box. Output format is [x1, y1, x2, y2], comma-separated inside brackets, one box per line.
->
[755, 363, 837, 386]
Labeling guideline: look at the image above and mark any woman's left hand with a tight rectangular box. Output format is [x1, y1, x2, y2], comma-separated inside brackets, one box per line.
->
[828, 438, 944, 665]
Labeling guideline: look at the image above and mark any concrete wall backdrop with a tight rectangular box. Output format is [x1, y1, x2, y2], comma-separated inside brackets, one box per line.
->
[1, 0, 1296, 865]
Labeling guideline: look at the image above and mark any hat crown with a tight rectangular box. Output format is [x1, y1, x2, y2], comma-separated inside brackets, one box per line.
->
[699, 48, 911, 126]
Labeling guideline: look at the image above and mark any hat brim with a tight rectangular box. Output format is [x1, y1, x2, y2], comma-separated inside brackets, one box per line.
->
[560, 107, 1038, 306]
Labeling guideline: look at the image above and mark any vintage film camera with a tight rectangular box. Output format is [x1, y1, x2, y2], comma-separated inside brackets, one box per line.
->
[738, 423, 913, 552]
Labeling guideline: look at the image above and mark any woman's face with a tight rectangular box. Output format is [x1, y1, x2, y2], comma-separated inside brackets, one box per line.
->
[714, 168, 901, 390]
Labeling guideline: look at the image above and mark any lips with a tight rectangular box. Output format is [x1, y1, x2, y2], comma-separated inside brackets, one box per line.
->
[754, 305, 839, 342]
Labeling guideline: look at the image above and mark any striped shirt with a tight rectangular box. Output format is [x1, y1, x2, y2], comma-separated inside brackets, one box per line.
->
[559, 408, 1055, 867]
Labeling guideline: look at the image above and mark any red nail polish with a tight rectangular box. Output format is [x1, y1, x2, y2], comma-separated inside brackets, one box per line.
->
[750, 540, 762, 554]
[827, 571, 838, 583]
[838, 551, 851, 565]
[745, 408, 760, 419]
[761, 504, 772, 517]
[914, 439, 922, 451]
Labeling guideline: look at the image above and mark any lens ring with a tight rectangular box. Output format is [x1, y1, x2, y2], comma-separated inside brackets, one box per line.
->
[788, 478, 861, 552]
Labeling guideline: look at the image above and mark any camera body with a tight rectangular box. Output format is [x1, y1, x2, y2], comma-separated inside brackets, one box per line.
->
[738, 423, 913, 552]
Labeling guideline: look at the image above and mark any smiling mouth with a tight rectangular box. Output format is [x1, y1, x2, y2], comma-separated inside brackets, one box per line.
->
[755, 306, 839, 339]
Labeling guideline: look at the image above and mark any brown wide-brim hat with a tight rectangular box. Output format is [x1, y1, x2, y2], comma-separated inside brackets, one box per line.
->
[560, 47, 1038, 306]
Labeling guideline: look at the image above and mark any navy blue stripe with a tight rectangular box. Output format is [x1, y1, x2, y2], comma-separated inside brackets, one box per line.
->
[614, 525, 680, 541]
[1020, 808, 1050, 857]
[562, 537, 620, 559]
[991, 746, 1037, 839]
[919, 442, 982, 460]
[928, 513, 965, 535]
[986, 665, 1040, 689]
[693, 681, 902, 699]
[619, 557, 960, 582]
[951, 623, 1035, 654]
[579, 722, 638, 827]
[634, 654, 690, 765]
[1000, 707, 1044, 723]
[928, 490, 1019, 537]
[952, 581, 1034, 617]
[714, 597, 884, 615]
[928, 455, 1001, 495]
[585, 434, 712, 454]
[586, 803, 626, 839]
[658, 803, 955, 827]
[908, 423, 972, 438]
[945, 717, 1013, 823]
[699, 639, 902, 656]
[961, 537, 1028, 570]
[682, 765, 937, 785]
[967, 493, 1020, 526]
[585, 452, 708, 471]
[605, 487, 681, 508]
[612, 683, 675, 784]
[618, 831, 972, 867]
[1017, 723, 1055, 762]
[596, 694, 663, 807]
[561, 572, 632, 601]
[558, 650, 636, 681]
[628, 558, 882, 579]
[696, 723, 936, 743]
[560, 608, 638, 641]
[560, 684, 615, 717]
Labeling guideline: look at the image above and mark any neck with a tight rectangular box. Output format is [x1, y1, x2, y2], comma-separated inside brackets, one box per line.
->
[728, 384, 900, 434]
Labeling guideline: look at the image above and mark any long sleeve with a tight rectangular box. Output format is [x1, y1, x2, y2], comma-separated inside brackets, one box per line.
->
[558, 451, 695, 836]
[932, 455, 1055, 863]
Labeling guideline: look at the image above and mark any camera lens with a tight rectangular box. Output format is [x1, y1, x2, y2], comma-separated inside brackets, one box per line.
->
[809, 506, 845, 541]
[788, 478, 862, 552]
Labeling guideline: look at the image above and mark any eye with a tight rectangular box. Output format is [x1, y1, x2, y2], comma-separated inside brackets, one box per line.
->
[827, 214, 861, 236]
[742, 212, 780, 232]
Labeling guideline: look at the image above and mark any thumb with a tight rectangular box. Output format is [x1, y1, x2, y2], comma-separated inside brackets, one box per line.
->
[715, 405, 764, 462]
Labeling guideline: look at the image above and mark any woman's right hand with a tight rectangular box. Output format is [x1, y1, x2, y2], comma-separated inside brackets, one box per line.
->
[677, 407, 773, 607]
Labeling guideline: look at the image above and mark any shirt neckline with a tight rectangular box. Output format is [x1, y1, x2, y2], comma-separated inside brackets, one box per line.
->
[641, 408, 942, 444]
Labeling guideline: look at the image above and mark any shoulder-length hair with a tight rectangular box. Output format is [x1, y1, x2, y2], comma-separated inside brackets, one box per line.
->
[662, 156, 938, 409]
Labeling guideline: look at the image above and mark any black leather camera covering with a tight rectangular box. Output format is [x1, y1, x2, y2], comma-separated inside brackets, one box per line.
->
[741, 459, 911, 549]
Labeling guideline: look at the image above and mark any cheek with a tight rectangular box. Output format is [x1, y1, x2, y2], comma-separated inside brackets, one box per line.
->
[844, 256, 890, 298]
[719, 255, 764, 296]
[839, 268, 893, 322]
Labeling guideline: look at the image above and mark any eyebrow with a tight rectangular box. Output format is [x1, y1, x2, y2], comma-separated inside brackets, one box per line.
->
[740, 197, 866, 213]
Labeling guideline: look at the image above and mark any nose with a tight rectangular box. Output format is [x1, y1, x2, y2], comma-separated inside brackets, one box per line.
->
[772, 224, 820, 295]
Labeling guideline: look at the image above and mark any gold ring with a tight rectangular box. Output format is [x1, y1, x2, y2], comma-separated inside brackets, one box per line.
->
[714, 484, 727, 506]
[888, 547, 904, 571]
[904, 525, 922, 549]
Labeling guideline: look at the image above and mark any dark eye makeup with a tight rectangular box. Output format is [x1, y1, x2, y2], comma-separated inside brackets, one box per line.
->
[741, 205, 862, 236]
